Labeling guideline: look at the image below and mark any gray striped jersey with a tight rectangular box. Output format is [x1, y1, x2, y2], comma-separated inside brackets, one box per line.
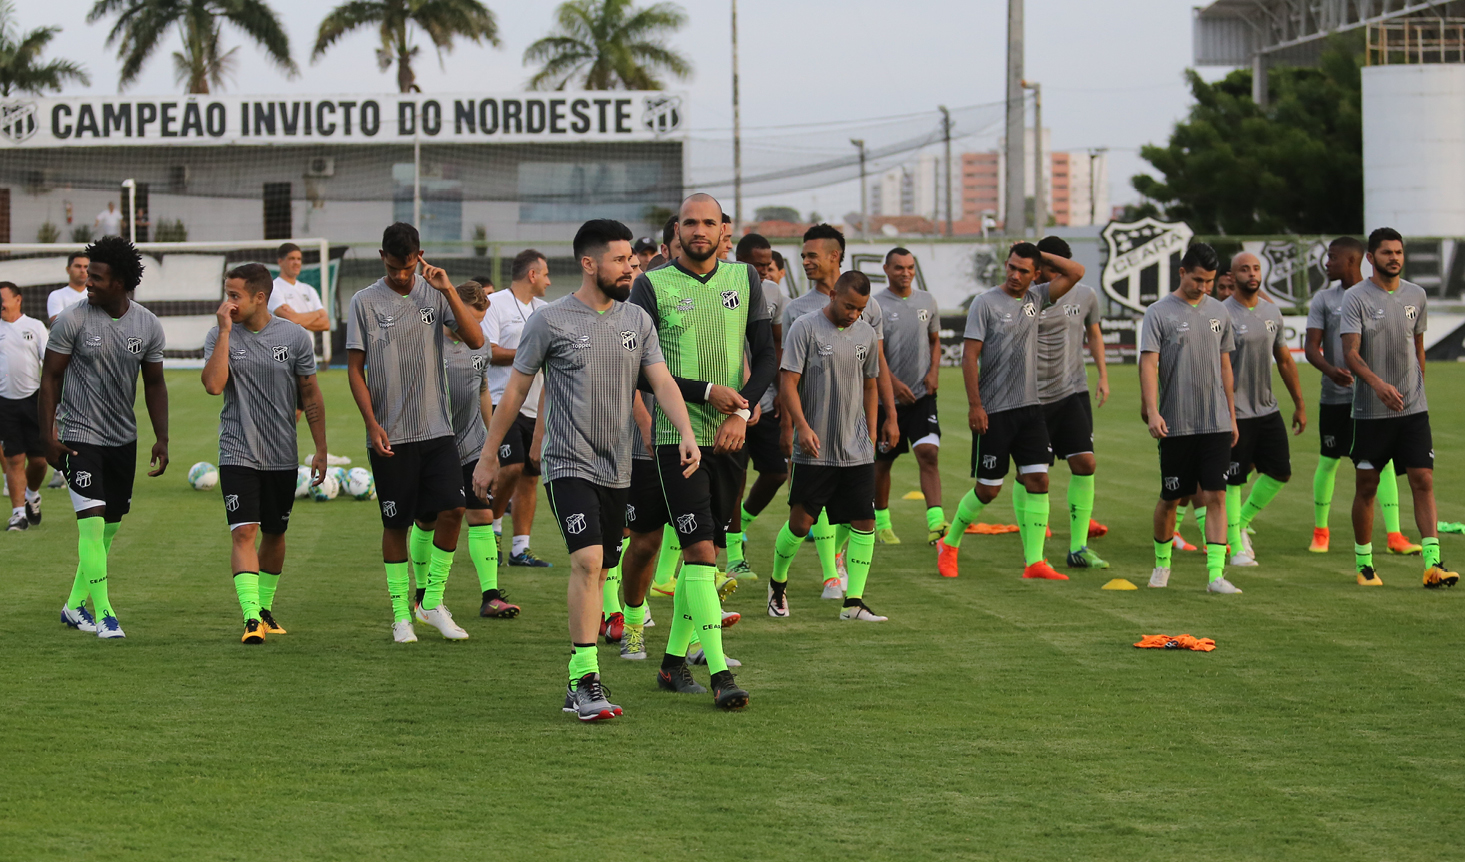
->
[1035, 282, 1100, 404]
[1223, 296, 1286, 420]
[782, 311, 879, 466]
[203, 317, 316, 470]
[631, 391, 655, 461]
[345, 276, 457, 445]
[782, 288, 884, 344]
[513, 295, 663, 488]
[443, 337, 490, 466]
[1305, 283, 1352, 405]
[757, 281, 789, 412]
[963, 283, 1051, 414]
[48, 301, 166, 446]
[1139, 293, 1235, 436]
[1340, 279, 1428, 419]
[873, 287, 941, 397]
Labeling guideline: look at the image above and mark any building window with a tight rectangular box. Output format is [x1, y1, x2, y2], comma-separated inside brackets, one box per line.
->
[517, 161, 663, 223]
[392, 164, 463, 243]
[263, 182, 292, 240]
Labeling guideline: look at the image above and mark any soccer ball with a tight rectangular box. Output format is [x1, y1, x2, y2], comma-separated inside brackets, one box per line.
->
[345, 467, 376, 501]
[309, 473, 340, 502]
[187, 462, 219, 491]
[295, 466, 313, 498]
[330, 466, 350, 490]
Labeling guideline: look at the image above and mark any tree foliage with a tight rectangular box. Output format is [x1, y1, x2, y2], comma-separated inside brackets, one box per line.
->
[523, 0, 690, 91]
[313, 0, 499, 94]
[0, 1, 90, 96]
[88, 0, 297, 94]
[1132, 36, 1362, 235]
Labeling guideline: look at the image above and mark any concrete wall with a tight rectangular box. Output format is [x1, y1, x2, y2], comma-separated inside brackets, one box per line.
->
[1364, 65, 1465, 236]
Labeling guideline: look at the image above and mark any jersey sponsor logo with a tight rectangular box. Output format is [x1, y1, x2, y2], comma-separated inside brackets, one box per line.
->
[1405, 305, 1419, 321]
[1164, 476, 1180, 491]
[815, 341, 834, 357]
[73, 470, 92, 488]
[1237, 324, 1248, 334]
[720, 290, 741, 310]
[565, 512, 587, 535]
[1371, 307, 1386, 320]
[572, 334, 592, 350]
[375, 312, 397, 328]
[620, 330, 639, 351]
[917, 308, 930, 322]
[84, 334, 102, 347]
[224, 494, 240, 512]
[1264, 320, 1278, 334]
[676, 297, 695, 312]
[471, 354, 488, 372]
[1209, 319, 1222, 333]
[676, 512, 698, 534]
[126, 336, 143, 354]
[499, 443, 512, 459]
[419, 307, 436, 325]
[272, 345, 289, 362]
[231, 346, 248, 359]
[888, 311, 900, 322]
[981, 454, 997, 470]
[381, 499, 398, 518]
[854, 342, 869, 362]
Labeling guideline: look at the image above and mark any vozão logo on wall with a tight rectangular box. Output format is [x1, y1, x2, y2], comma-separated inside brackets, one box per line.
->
[642, 95, 683, 134]
[1099, 217, 1194, 312]
[0, 101, 37, 143]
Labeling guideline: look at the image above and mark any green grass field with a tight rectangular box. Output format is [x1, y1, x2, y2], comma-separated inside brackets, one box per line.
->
[2, 363, 1463, 861]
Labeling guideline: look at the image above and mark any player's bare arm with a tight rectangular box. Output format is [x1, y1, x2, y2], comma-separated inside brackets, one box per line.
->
[1305, 328, 1353, 387]
[421, 257, 484, 349]
[779, 368, 819, 459]
[962, 338, 987, 434]
[201, 298, 235, 396]
[37, 349, 76, 468]
[346, 348, 392, 456]
[643, 361, 702, 477]
[1041, 251, 1086, 302]
[141, 359, 170, 476]
[1274, 340, 1307, 434]
[1220, 351, 1239, 447]
[1139, 351, 1166, 438]
[1087, 321, 1109, 406]
[473, 368, 533, 500]
[298, 372, 329, 485]
[923, 329, 942, 397]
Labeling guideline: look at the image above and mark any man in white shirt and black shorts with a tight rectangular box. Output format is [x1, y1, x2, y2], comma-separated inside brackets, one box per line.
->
[0, 282, 50, 530]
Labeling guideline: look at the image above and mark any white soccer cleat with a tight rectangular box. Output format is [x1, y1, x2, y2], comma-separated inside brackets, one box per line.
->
[1240, 529, 1255, 557]
[1229, 552, 1259, 567]
[61, 605, 97, 633]
[767, 584, 790, 618]
[1148, 567, 1171, 588]
[688, 647, 742, 668]
[95, 615, 125, 639]
[422, 605, 470, 640]
[839, 602, 888, 622]
[413, 602, 430, 624]
[643, 607, 655, 627]
[821, 577, 845, 600]
[392, 620, 418, 643]
[1207, 578, 1243, 594]
[835, 549, 849, 582]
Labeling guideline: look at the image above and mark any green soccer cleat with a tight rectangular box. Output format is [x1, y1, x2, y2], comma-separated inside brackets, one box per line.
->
[926, 522, 950, 546]
[716, 572, 738, 601]
[1066, 546, 1109, 569]
[728, 560, 758, 582]
[876, 527, 901, 545]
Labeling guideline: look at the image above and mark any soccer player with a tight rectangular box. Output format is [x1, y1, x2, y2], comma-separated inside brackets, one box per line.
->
[872, 247, 945, 546]
[1340, 228, 1456, 588]
[482, 249, 553, 568]
[1213, 259, 1235, 302]
[1, 283, 49, 531]
[472, 218, 701, 720]
[936, 242, 1085, 581]
[768, 271, 885, 621]
[39, 236, 170, 637]
[718, 212, 734, 260]
[1136, 242, 1242, 594]
[48, 252, 90, 324]
[767, 251, 789, 293]
[620, 193, 774, 708]
[201, 264, 327, 644]
[346, 223, 484, 643]
[1305, 236, 1419, 556]
[1220, 252, 1306, 567]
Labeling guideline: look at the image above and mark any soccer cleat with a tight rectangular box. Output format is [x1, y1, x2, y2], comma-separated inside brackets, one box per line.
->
[1388, 532, 1423, 556]
[96, 615, 125, 639]
[25, 495, 41, 525]
[715, 572, 738, 601]
[47, 471, 65, 489]
[563, 673, 622, 722]
[258, 609, 286, 634]
[835, 550, 849, 582]
[1239, 529, 1255, 558]
[688, 648, 742, 668]
[821, 577, 845, 600]
[413, 603, 430, 624]
[728, 559, 758, 582]
[421, 605, 470, 640]
[1022, 560, 1068, 581]
[721, 610, 741, 629]
[1357, 566, 1384, 586]
[876, 527, 901, 545]
[241, 619, 266, 644]
[508, 549, 553, 567]
[1229, 552, 1259, 567]
[1045, 525, 1053, 539]
[644, 607, 655, 627]
[1148, 567, 1171, 588]
[839, 600, 888, 622]
[7, 512, 26, 531]
[767, 584, 790, 618]
[1423, 564, 1460, 589]
[601, 612, 625, 644]
[1088, 519, 1108, 538]
[1309, 527, 1330, 553]
[651, 576, 677, 597]
[1172, 531, 1198, 552]
[657, 661, 707, 694]
[480, 593, 521, 618]
[60, 604, 97, 633]
[936, 538, 960, 578]
[1207, 578, 1243, 594]
[620, 624, 647, 660]
[1066, 546, 1109, 569]
[710, 670, 749, 710]
[927, 521, 950, 545]
[392, 620, 418, 643]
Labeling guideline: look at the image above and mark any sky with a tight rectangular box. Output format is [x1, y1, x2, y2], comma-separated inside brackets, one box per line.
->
[16, 0, 1229, 221]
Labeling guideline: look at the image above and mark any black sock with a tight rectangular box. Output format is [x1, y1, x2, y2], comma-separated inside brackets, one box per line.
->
[483, 588, 501, 602]
[414, 587, 426, 605]
[842, 597, 861, 608]
[771, 579, 787, 596]
[660, 652, 685, 671]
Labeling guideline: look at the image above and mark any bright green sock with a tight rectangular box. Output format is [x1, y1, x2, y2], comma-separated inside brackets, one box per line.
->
[845, 528, 875, 599]
[834, 523, 851, 554]
[1154, 537, 1173, 569]
[772, 522, 801, 583]
[741, 504, 759, 529]
[603, 560, 623, 616]
[1241, 474, 1286, 529]
[811, 509, 838, 580]
[679, 564, 728, 674]
[1020, 491, 1050, 565]
[653, 525, 681, 588]
[624, 600, 646, 627]
[1195, 504, 1207, 539]
[1354, 542, 1374, 573]
[1313, 456, 1341, 529]
[385, 561, 411, 622]
[1175, 504, 1188, 528]
[875, 508, 892, 531]
[423, 543, 454, 609]
[257, 572, 280, 611]
[1011, 482, 1028, 528]
[66, 564, 89, 610]
[725, 531, 746, 567]
[233, 572, 261, 622]
[467, 525, 498, 592]
[1423, 537, 1441, 569]
[665, 572, 694, 657]
[102, 521, 119, 552]
[946, 489, 986, 549]
[1068, 474, 1095, 552]
[1206, 542, 1226, 583]
[926, 506, 946, 530]
[408, 524, 434, 591]
[1378, 461, 1402, 534]
[1226, 485, 1244, 551]
[77, 517, 111, 618]
[568, 643, 599, 682]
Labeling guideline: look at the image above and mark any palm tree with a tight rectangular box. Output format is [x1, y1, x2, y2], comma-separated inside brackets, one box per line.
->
[0, 1, 91, 96]
[524, 0, 691, 91]
[312, 0, 500, 94]
[87, 0, 297, 94]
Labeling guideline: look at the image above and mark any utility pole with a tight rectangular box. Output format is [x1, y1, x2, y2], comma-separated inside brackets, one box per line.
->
[413, 129, 422, 229]
[1088, 146, 1107, 226]
[939, 105, 953, 237]
[1005, 0, 1025, 238]
[731, 0, 743, 234]
[1025, 80, 1043, 231]
[851, 138, 867, 239]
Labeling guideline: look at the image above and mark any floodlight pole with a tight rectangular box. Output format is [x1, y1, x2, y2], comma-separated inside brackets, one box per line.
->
[122, 178, 137, 244]
[731, 0, 743, 234]
[1005, 0, 1025, 237]
[939, 105, 953, 237]
[851, 138, 867, 239]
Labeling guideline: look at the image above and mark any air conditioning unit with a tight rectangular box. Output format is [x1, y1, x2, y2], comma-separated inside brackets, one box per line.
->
[305, 157, 335, 178]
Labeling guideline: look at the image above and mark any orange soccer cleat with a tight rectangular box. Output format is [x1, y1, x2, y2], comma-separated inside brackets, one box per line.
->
[1022, 560, 1069, 580]
[1088, 519, 1109, 538]
[1309, 527, 1330, 553]
[936, 538, 960, 578]
[1172, 530, 1198, 552]
[1387, 532, 1422, 556]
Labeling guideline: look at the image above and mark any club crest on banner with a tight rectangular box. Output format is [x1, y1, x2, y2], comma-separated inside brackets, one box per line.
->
[1099, 218, 1193, 312]
[1258, 239, 1327, 303]
[0, 101, 37, 144]
[642, 95, 683, 134]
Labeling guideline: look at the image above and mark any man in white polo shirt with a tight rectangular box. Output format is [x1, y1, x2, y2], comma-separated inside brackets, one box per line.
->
[269, 244, 330, 335]
[48, 252, 91, 324]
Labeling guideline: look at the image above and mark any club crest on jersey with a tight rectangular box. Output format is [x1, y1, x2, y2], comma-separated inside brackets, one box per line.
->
[1164, 476, 1180, 491]
[1022, 302, 1037, 318]
[499, 444, 512, 459]
[1065, 304, 1083, 316]
[676, 297, 695, 312]
[621, 330, 638, 351]
[381, 500, 397, 518]
[272, 345, 289, 362]
[572, 334, 592, 350]
[855, 342, 869, 362]
[420, 307, 436, 325]
[676, 513, 698, 534]
[22, 330, 33, 341]
[471, 354, 488, 372]
[565, 512, 587, 535]
[126, 336, 143, 354]
[1405, 305, 1419, 321]
[1265, 320, 1278, 334]
[73, 470, 92, 488]
[224, 494, 240, 512]
[85, 335, 103, 347]
[721, 290, 741, 310]
[917, 309, 930, 322]
[1209, 319, 1222, 333]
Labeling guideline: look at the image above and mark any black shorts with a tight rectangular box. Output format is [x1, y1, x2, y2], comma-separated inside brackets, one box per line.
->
[876, 393, 942, 462]
[640, 445, 743, 549]
[369, 436, 466, 529]
[1158, 432, 1231, 500]
[61, 440, 136, 522]
[545, 477, 627, 566]
[1042, 391, 1094, 461]
[788, 462, 876, 525]
[1228, 412, 1291, 485]
[1352, 412, 1433, 475]
[972, 405, 1051, 483]
[0, 393, 44, 458]
[460, 459, 492, 510]
[495, 411, 541, 477]
[219, 466, 296, 534]
[741, 414, 788, 475]
[625, 457, 667, 535]
[1318, 402, 1353, 459]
